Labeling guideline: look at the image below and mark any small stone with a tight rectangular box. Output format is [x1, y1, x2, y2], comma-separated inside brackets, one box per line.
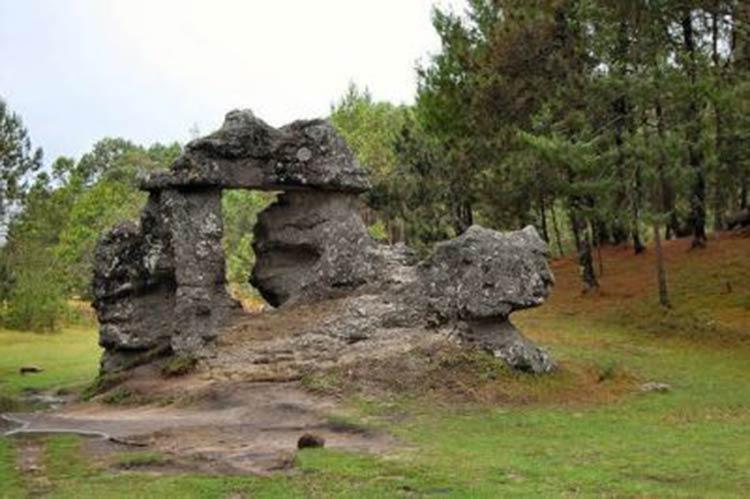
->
[640, 382, 671, 393]
[297, 433, 325, 449]
[19, 365, 43, 375]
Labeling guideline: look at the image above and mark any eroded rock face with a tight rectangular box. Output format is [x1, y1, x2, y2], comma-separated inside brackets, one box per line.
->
[94, 108, 557, 377]
[140, 110, 369, 193]
[414, 225, 556, 373]
[251, 191, 374, 307]
[93, 189, 238, 372]
[214, 225, 557, 377]
[418, 225, 554, 320]
[92, 212, 175, 373]
[161, 188, 239, 355]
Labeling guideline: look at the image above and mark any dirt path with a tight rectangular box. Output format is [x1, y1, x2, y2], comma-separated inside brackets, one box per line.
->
[3, 381, 395, 474]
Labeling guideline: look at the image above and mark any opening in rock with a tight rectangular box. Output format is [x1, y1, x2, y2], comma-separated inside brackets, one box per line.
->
[221, 189, 276, 313]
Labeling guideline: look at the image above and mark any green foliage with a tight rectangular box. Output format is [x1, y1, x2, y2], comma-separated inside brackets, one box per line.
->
[330, 83, 405, 181]
[4, 257, 67, 331]
[0, 97, 43, 232]
[366, 220, 388, 242]
[115, 451, 171, 468]
[0, 137, 180, 328]
[56, 180, 146, 298]
[221, 189, 274, 294]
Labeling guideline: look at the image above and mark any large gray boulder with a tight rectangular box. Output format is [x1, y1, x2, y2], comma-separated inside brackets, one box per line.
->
[413, 225, 556, 373]
[251, 191, 374, 307]
[727, 208, 750, 230]
[93, 189, 239, 373]
[140, 110, 370, 193]
[417, 225, 554, 320]
[161, 188, 239, 355]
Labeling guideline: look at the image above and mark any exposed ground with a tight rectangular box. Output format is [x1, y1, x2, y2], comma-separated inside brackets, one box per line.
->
[0, 231, 749, 497]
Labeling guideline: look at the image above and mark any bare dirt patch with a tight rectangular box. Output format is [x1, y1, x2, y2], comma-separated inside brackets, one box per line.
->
[5, 380, 396, 475]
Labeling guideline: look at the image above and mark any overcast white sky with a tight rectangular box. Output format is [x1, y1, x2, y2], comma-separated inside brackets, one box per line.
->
[0, 0, 464, 164]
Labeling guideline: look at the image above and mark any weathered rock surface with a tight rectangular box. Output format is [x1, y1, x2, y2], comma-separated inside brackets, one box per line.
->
[161, 188, 239, 355]
[461, 319, 556, 374]
[94, 108, 557, 378]
[417, 225, 554, 320]
[92, 218, 175, 373]
[213, 224, 556, 377]
[251, 191, 374, 307]
[93, 190, 238, 372]
[140, 110, 369, 193]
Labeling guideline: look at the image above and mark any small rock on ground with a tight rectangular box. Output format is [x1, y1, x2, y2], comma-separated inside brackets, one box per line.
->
[640, 382, 671, 393]
[297, 433, 326, 449]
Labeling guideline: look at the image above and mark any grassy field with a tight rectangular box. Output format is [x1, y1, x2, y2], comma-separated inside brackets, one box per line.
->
[0, 234, 748, 497]
[0, 326, 100, 408]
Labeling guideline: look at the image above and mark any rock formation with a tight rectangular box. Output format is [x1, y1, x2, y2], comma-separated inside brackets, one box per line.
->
[93, 109, 556, 377]
[251, 191, 374, 307]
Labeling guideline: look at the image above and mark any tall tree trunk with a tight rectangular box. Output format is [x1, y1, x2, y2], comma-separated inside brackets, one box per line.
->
[538, 194, 550, 243]
[655, 100, 680, 239]
[711, 3, 727, 231]
[593, 220, 604, 278]
[682, 11, 708, 248]
[653, 221, 670, 308]
[610, 19, 632, 246]
[737, 2, 750, 208]
[578, 227, 599, 293]
[451, 192, 473, 235]
[550, 200, 565, 256]
[632, 160, 645, 254]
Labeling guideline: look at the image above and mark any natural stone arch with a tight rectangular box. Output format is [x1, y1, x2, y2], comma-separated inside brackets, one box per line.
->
[93, 110, 557, 377]
[93, 111, 376, 371]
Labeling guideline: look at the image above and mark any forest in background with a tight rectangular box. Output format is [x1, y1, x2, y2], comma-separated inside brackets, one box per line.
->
[1, 0, 749, 331]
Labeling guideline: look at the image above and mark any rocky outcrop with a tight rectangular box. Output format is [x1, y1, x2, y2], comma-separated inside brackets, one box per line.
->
[140, 110, 369, 193]
[212, 224, 556, 377]
[727, 208, 750, 230]
[161, 188, 239, 355]
[94, 109, 557, 377]
[92, 203, 175, 373]
[93, 189, 239, 372]
[415, 225, 556, 372]
[251, 191, 374, 307]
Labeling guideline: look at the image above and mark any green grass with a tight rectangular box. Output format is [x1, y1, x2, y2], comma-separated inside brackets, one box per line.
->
[1, 316, 746, 497]
[0, 326, 101, 398]
[115, 451, 172, 468]
[1, 238, 749, 497]
[0, 439, 24, 499]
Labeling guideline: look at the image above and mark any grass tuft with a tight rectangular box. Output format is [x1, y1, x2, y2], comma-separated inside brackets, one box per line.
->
[161, 355, 198, 377]
[115, 451, 172, 469]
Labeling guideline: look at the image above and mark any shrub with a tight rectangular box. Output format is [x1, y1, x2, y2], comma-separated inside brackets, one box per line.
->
[4, 250, 68, 332]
